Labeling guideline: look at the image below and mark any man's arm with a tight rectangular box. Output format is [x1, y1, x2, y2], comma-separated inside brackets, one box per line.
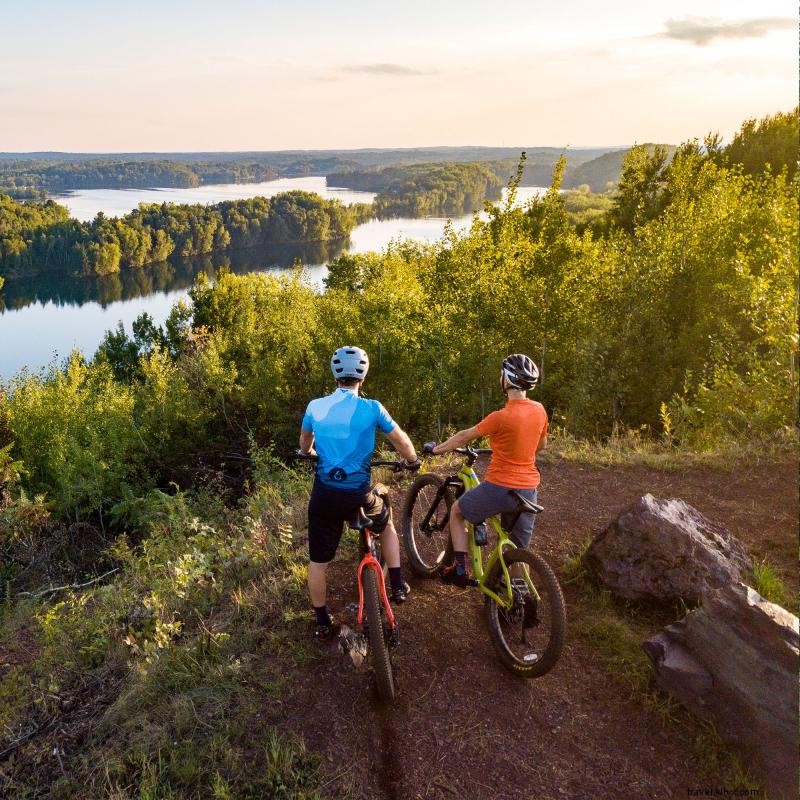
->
[536, 434, 548, 452]
[299, 428, 315, 455]
[431, 425, 480, 455]
[386, 425, 418, 462]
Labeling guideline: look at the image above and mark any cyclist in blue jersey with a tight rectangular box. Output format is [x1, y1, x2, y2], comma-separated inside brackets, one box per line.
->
[299, 346, 420, 638]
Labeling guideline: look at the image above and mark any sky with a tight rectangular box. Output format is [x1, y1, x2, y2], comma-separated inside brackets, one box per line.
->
[2, 0, 797, 151]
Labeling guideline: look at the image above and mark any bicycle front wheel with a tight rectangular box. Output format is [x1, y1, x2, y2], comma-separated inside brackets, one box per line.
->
[484, 548, 566, 678]
[402, 474, 454, 578]
[362, 567, 395, 702]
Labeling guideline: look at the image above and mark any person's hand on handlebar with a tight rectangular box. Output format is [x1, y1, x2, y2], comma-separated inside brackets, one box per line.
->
[423, 441, 437, 455]
[402, 458, 422, 472]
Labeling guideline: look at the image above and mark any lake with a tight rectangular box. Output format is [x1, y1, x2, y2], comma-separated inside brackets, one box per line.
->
[0, 178, 545, 379]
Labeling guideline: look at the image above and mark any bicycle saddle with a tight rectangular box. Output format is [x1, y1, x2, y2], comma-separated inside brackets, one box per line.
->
[349, 508, 373, 531]
[508, 490, 544, 514]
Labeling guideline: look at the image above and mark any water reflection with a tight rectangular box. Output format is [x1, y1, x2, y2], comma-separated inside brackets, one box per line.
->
[0, 239, 346, 314]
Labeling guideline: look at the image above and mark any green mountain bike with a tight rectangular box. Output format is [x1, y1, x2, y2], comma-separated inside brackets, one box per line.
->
[401, 446, 566, 677]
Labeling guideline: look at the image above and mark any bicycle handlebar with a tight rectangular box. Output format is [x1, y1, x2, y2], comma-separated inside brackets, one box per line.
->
[421, 446, 492, 457]
[420, 443, 492, 466]
[295, 452, 416, 472]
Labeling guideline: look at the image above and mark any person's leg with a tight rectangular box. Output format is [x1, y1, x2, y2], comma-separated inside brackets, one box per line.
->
[381, 518, 401, 568]
[365, 487, 408, 601]
[307, 481, 347, 632]
[449, 499, 469, 553]
[444, 499, 471, 579]
[450, 482, 504, 572]
[381, 519, 412, 601]
[503, 488, 538, 578]
[308, 560, 329, 608]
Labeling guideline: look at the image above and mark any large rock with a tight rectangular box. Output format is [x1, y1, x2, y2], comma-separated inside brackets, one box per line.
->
[643, 583, 799, 799]
[585, 494, 752, 603]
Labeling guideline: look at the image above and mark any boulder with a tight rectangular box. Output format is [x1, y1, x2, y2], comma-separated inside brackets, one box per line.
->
[643, 583, 799, 800]
[585, 494, 752, 603]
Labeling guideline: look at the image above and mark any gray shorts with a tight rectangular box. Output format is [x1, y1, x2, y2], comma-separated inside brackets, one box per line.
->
[457, 481, 538, 548]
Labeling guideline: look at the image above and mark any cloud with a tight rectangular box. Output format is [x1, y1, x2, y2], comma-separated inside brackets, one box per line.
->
[660, 16, 796, 46]
[342, 63, 436, 76]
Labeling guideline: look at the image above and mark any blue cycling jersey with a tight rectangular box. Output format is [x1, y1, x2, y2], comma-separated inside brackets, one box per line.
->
[301, 388, 396, 491]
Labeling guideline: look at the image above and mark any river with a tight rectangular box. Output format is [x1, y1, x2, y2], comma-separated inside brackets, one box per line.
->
[0, 178, 545, 379]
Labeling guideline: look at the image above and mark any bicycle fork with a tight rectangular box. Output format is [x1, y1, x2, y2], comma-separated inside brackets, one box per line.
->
[356, 530, 399, 646]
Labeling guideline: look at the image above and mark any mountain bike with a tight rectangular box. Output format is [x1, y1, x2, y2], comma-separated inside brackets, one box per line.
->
[401, 446, 566, 677]
[297, 453, 414, 702]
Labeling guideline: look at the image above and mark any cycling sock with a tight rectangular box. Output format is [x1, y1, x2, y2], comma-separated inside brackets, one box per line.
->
[454, 551, 468, 574]
[388, 567, 404, 593]
[314, 605, 331, 627]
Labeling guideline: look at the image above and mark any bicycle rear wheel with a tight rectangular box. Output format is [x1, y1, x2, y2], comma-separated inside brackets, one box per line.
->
[362, 567, 395, 702]
[402, 474, 454, 577]
[484, 548, 566, 678]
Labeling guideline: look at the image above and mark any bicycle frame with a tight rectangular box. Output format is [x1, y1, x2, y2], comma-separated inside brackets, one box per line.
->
[452, 460, 542, 610]
[356, 527, 397, 629]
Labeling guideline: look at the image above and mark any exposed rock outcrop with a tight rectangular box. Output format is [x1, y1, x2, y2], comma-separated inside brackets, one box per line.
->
[585, 494, 752, 603]
[643, 583, 799, 800]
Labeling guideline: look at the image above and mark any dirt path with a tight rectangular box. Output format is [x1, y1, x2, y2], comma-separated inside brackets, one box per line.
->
[281, 458, 797, 800]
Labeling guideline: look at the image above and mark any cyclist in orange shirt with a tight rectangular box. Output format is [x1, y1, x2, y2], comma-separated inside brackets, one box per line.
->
[423, 354, 547, 588]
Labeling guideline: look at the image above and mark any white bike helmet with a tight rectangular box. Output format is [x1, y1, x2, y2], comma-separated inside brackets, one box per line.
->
[331, 346, 369, 380]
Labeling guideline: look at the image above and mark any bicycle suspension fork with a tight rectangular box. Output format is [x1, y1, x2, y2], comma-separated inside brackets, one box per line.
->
[356, 529, 397, 630]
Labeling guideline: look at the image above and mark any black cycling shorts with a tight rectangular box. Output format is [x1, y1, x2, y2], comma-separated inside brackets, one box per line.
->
[307, 479, 391, 563]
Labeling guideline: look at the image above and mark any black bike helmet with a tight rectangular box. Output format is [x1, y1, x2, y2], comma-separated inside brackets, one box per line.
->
[331, 345, 369, 380]
[501, 353, 539, 390]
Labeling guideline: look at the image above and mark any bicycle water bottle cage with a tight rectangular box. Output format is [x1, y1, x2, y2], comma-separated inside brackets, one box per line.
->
[349, 508, 373, 531]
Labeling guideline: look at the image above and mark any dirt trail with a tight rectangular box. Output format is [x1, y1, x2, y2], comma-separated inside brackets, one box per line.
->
[281, 458, 797, 800]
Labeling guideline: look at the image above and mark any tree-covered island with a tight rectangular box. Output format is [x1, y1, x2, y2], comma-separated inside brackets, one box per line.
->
[327, 161, 505, 216]
[0, 192, 372, 279]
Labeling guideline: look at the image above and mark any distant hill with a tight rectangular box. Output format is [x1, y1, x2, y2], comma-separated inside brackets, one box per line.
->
[0, 146, 618, 170]
[562, 145, 677, 192]
[0, 147, 625, 196]
[1, 145, 672, 196]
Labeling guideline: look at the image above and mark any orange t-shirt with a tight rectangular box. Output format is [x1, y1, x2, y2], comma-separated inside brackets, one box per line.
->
[475, 398, 548, 489]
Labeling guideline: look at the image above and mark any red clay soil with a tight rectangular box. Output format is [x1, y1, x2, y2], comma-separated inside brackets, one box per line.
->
[280, 458, 798, 800]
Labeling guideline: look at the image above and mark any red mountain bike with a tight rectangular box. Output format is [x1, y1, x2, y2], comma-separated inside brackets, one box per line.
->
[297, 454, 413, 702]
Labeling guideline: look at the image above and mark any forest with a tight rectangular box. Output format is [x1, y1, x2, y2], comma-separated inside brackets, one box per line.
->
[0, 145, 614, 199]
[1, 107, 796, 517]
[0, 160, 526, 284]
[328, 161, 505, 216]
[0, 192, 372, 279]
[0, 160, 283, 199]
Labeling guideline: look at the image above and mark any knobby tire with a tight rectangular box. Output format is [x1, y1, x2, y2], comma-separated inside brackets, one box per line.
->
[362, 567, 395, 702]
[484, 548, 566, 678]
[402, 474, 454, 578]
